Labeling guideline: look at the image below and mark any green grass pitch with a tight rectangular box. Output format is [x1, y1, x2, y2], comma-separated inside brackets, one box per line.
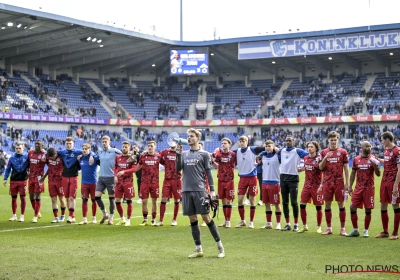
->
[0, 170, 399, 279]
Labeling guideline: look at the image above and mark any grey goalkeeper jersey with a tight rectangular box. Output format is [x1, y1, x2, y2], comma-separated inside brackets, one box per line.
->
[177, 149, 213, 192]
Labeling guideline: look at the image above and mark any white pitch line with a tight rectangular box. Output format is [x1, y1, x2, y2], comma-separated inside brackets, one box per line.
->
[0, 212, 175, 233]
[0, 224, 66, 233]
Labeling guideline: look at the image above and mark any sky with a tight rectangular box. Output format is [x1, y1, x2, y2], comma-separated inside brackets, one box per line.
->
[2, 0, 400, 41]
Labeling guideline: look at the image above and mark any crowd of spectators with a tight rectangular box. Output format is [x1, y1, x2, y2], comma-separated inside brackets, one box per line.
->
[76, 107, 97, 117]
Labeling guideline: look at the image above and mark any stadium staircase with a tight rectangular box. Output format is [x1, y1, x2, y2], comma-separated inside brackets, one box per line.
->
[85, 80, 120, 117]
[20, 74, 36, 87]
[363, 74, 378, 92]
[359, 74, 377, 115]
[261, 79, 292, 116]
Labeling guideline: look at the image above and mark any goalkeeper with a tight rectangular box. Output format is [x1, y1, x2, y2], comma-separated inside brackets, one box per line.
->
[176, 128, 225, 259]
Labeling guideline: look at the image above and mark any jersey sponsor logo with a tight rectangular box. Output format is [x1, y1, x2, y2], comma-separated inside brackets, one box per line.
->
[327, 157, 340, 163]
[145, 160, 157, 165]
[166, 155, 176, 161]
[184, 158, 199, 165]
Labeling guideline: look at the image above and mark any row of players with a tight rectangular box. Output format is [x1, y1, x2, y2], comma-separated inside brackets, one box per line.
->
[3, 130, 400, 239]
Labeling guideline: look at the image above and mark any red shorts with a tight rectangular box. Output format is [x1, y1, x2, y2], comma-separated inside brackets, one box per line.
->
[140, 182, 159, 199]
[218, 180, 235, 200]
[162, 179, 182, 200]
[262, 184, 281, 204]
[48, 180, 65, 197]
[238, 176, 258, 196]
[322, 181, 345, 202]
[62, 176, 78, 199]
[115, 181, 135, 199]
[28, 176, 45, 194]
[9, 181, 27, 196]
[351, 187, 375, 209]
[81, 183, 97, 199]
[380, 181, 400, 204]
[301, 186, 324, 206]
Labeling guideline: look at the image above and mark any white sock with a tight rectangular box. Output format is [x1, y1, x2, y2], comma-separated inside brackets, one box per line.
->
[196, 245, 202, 251]
[216, 241, 223, 247]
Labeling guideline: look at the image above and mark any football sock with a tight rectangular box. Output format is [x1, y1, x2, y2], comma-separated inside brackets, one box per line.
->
[266, 210, 272, 223]
[20, 195, 26, 215]
[108, 197, 115, 215]
[82, 198, 88, 218]
[126, 200, 133, 219]
[316, 206, 323, 226]
[394, 208, 400, 235]
[173, 202, 180, 220]
[250, 206, 256, 222]
[381, 210, 389, 233]
[226, 205, 232, 221]
[300, 204, 307, 225]
[350, 211, 358, 229]
[238, 205, 245, 220]
[116, 202, 124, 217]
[339, 207, 346, 228]
[325, 208, 332, 227]
[364, 211, 371, 230]
[11, 195, 17, 214]
[160, 202, 167, 222]
[34, 199, 41, 217]
[91, 199, 97, 216]
[190, 220, 201, 246]
[206, 220, 221, 242]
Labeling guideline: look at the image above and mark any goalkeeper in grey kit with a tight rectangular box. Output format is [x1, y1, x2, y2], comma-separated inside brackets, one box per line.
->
[176, 128, 225, 258]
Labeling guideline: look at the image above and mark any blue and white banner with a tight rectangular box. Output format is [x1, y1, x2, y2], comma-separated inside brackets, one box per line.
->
[238, 30, 400, 59]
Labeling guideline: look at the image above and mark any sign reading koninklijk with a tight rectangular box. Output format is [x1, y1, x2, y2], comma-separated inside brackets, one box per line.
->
[238, 29, 400, 59]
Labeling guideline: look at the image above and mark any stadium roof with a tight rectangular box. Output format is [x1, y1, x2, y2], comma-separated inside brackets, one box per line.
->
[1, 3, 400, 76]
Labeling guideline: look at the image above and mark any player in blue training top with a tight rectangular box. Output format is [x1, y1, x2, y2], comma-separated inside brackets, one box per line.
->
[77, 143, 99, 225]
[233, 135, 265, 229]
[276, 136, 309, 232]
[52, 136, 94, 224]
[4, 142, 29, 222]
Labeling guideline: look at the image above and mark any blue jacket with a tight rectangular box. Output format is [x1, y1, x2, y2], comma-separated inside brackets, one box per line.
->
[56, 149, 83, 168]
[79, 154, 98, 184]
[4, 152, 29, 181]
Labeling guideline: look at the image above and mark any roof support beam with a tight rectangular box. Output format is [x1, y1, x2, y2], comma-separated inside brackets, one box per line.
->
[331, 53, 360, 70]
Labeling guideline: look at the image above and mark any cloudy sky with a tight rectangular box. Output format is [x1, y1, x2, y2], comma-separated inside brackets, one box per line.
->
[2, 0, 400, 41]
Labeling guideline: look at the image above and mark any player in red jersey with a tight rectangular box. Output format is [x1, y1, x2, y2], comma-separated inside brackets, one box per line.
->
[212, 138, 237, 228]
[41, 147, 67, 223]
[137, 141, 162, 226]
[319, 131, 350, 236]
[375, 131, 400, 240]
[298, 141, 324, 233]
[28, 140, 46, 223]
[114, 141, 137, 226]
[154, 143, 182, 227]
[346, 141, 380, 238]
